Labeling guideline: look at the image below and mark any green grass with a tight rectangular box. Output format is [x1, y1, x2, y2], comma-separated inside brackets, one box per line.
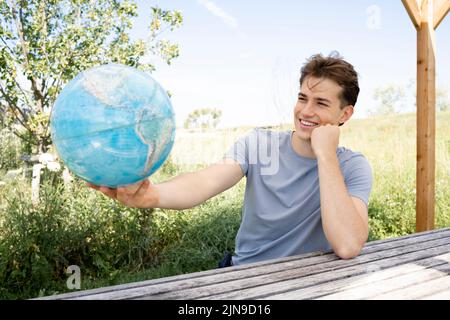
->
[338, 111, 450, 237]
[0, 111, 449, 299]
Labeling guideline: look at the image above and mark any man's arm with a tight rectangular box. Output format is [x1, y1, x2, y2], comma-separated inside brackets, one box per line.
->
[311, 124, 369, 259]
[89, 158, 244, 210]
[317, 153, 368, 259]
[156, 158, 244, 209]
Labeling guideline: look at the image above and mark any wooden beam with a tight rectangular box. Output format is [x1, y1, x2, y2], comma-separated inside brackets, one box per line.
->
[402, 0, 423, 29]
[434, 0, 450, 29]
[416, 0, 436, 232]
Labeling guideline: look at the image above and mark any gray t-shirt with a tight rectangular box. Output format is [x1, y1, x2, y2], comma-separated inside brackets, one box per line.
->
[224, 128, 373, 265]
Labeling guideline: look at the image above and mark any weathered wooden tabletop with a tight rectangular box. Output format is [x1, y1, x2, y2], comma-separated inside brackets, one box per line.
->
[40, 227, 450, 300]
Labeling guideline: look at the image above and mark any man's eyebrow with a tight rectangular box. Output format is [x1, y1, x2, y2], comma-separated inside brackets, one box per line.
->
[298, 93, 331, 104]
[316, 97, 331, 104]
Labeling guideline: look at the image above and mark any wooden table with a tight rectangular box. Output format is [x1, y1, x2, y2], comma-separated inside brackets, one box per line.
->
[40, 227, 450, 300]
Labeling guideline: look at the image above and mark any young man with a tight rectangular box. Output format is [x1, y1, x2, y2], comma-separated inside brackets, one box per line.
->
[89, 52, 373, 266]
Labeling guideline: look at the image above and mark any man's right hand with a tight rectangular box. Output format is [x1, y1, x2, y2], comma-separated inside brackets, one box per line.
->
[87, 179, 159, 209]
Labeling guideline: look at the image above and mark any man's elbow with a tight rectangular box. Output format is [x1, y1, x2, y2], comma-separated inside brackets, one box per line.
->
[334, 244, 364, 260]
[334, 229, 368, 259]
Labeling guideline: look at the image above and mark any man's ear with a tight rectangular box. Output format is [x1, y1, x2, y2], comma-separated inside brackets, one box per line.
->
[339, 105, 354, 126]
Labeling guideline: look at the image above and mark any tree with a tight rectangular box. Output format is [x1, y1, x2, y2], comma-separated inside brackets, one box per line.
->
[184, 108, 222, 130]
[0, 0, 182, 154]
[371, 84, 406, 116]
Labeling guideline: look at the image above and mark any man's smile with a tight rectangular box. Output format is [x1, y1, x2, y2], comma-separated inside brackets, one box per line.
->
[299, 118, 320, 128]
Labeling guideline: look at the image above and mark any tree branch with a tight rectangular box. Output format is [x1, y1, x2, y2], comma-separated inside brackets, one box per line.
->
[10, 127, 35, 146]
[10, 0, 45, 111]
[0, 35, 16, 56]
[0, 82, 33, 132]
[11, 76, 33, 108]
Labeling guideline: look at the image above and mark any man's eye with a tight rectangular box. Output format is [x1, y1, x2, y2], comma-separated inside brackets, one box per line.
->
[298, 97, 306, 101]
[318, 102, 328, 107]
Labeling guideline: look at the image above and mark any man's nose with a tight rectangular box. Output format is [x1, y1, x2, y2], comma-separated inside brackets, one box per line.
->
[301, 101, 315, 117]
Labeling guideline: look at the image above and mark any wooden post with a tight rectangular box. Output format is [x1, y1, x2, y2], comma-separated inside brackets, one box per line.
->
[402, 0, 449, 232]
[416, 0, 435, 231]
[434, 0, 450, 28]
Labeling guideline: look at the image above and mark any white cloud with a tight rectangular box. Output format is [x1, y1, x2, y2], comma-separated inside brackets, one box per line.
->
[197, 0, 239, 29]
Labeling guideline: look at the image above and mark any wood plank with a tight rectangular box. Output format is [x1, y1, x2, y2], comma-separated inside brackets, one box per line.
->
[35, 246, 330, 300]
[202, 242, 450, 300]
[265, 252, 450, 300]
[38, 228, 450, 300]
[433, 0, 450, 29]
[84, 237, 450, 300]
[366, 226, 447, 247]
[416, 0, 436, 232]
[316, 259, 450, 299]
[402, 0, 423, 29]
[421, 289, 450, 299]
[368, 275, 450, 299]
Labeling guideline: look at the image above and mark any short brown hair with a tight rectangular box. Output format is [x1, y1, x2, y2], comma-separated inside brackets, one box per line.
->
[300, 52, 360, 108]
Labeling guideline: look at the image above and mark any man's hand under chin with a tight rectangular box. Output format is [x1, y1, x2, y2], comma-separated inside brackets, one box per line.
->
[310, 124, 340, 159]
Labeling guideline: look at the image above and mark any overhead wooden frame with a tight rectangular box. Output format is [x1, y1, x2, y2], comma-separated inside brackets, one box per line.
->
[401, 0, 450, 232]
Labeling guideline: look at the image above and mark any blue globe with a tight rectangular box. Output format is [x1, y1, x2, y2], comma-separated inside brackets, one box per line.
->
[50, 63, 176, 187]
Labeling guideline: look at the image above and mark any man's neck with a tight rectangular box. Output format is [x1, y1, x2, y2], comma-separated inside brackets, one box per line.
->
[291, 131, 317, 159]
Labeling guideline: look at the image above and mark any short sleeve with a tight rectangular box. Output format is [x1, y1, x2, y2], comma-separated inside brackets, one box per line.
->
[223, 129, 257, 176]
[341, 153, 373, 207]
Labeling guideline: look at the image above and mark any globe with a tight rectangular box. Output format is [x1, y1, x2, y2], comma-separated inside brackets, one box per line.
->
[50, 63, 176, 187]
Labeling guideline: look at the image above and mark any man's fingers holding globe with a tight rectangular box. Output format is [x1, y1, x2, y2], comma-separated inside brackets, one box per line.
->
[117, 180, 146, 196]
[132, 179, 151, 195]
[86, 182, 118, 199]
[115, 179, 153, 208]
[133, 179, 158, 208]
[87, 179, 156, 208]
[99, 186, 118, 199]
[86, 182, 99, 190]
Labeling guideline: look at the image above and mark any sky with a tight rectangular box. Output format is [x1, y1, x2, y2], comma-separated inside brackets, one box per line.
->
[130, 0, 450, 128]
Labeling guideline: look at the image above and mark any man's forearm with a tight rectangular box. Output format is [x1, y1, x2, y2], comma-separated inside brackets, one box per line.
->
[153, 161, 243, 211]
[317, 154, 368, 259]
[155, 172, 209, 210]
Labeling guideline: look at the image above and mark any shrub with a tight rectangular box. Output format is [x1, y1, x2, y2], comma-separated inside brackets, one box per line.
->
[0, 177, 159, 299]
[0, 129, 22, 173]
[156, 186, 243, 274]
[368, 169, 416, 240]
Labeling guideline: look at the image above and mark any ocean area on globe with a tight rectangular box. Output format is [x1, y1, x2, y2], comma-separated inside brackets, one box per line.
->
[50, 63, 176, 187]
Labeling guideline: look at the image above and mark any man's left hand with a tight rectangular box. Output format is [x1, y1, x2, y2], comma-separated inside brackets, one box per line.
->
[311, 124, 340, 159]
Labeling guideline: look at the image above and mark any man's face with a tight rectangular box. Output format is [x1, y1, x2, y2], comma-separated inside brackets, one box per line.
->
[293, 76, 353, 141]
